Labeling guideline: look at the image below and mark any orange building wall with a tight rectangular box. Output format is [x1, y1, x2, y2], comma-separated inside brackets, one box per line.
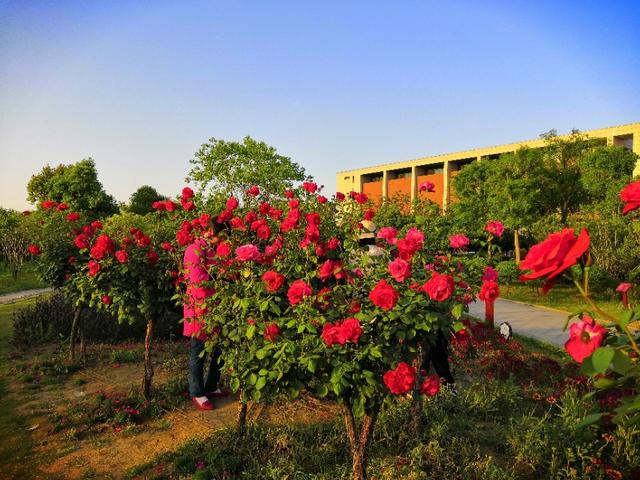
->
[362, 181, 383, 203]
[387, 177, 412, 198]
[449, 170, 461, 203]
[416, 173, 444, 207]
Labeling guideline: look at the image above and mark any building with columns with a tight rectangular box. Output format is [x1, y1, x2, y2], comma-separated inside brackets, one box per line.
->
[336, 122, 640, 209]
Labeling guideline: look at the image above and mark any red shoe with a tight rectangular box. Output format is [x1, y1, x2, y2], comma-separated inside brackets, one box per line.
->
[192, 397, 215, 411]
[206, 388, 231, 398]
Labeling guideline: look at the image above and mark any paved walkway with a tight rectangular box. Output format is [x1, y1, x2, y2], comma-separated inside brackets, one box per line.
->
[468, 298, 570, 347]
[0, 287, 53, 305]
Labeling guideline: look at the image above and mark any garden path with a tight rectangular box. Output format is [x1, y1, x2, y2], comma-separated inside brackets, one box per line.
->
[469, 298, 570, 347]
[0, 288, 53, 305]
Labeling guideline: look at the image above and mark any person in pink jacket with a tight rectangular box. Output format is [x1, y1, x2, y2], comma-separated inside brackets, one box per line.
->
[183, 231, 228, 410]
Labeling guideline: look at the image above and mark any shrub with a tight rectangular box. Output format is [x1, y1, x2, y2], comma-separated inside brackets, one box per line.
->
[12, 292, 181, 348]
[494, 260, 520, 284]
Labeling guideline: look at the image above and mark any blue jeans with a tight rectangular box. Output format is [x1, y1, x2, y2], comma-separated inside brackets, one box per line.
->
[188, 337, 222, 397]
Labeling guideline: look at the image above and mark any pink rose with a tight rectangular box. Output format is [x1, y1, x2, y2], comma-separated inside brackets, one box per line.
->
[449, 234, 469, 249]
[235, 244, 260, 261]
[388, 257, 411, 282]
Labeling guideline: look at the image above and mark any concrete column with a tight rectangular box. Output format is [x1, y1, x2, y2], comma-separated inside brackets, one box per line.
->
[607, 135, 614, 146]
[442, 161, 450, 211]
[410, 166, 417, 202]
[382, 170, 388, 199]
[633, 130, 640, 178]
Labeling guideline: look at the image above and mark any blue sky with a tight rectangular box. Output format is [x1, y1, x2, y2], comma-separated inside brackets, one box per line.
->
[1, 0, 639, 210]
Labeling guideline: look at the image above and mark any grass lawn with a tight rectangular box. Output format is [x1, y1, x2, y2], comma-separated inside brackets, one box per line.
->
[500, 283, 626, 319]
[0, 263, 47, 295]
[0, 298, 41, 479]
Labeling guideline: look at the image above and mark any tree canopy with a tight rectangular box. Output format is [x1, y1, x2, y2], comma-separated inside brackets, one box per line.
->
[27, 158, 118, 216]
[186, 136, 306, 199]
[128, 185, 166, 215]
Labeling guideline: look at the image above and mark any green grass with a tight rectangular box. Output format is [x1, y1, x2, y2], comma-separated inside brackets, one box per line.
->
[0, 262, 47, 295]
[501, 283, 626, 318]
[0, 298, 42, 478]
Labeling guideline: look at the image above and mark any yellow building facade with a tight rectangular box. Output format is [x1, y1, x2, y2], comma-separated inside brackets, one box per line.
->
[336, 122, 640, 209]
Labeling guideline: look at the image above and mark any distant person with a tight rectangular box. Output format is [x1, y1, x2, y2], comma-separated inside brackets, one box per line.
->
[183, 226, 229, 411]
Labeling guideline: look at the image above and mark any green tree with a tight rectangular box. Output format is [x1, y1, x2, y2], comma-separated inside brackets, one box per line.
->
[0, 208, 35, 279]
[27, 158, 118, 217]
[128, 185, 166, 215]
[187, 136, 306, 199]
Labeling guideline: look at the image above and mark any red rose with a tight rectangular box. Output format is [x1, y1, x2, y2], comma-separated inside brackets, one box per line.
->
[91, 220, 103, 231]
[247, 185, 260, 196]
[161, 242, 174, 252]
[335, 192, 345, 201]
[230, 217, 246, 230]
[369, 279, 399, 311]
[264, 323, 280, 342]
[349, 300, 361, 314]
[383, 362, 416, 395]
[620, 180, 640, 215]
[364, 209, 375, 221]
[485, 220, 505, 237]
[216, 242, 232, 258]
[41, 200, 57, 210]
[318, 259, 339, 281]
[66, 212, 80, 222]
[388, 257, 411, 282]
[519, 228, 589, 293]
[164, 200, 177, 212]
[317, 195, 328, 204]
[302, 181, 318, 193]
[28, 244, 41, 256]
[479, 280, 500, 303]
[216, 209, 233, 224]
[88, 260, 101, 276]
[377, 227, 398, 245]
[235, 244, 260, 261]
[152, 201, 165, 211]
[56, 203, 68, 211]
[419, 181, 435, 192]
[287, 279, 312, 305]
[284, 190, 295, 199]
[90, 234, 115, 260]
[115, 250, 128, 263]
[257, 224, 271, 240]
[74, 233, 90, 250]
[327, 237, 340, 250]
[226, 197, 239, 210]
[101, 295, 112, 305]
[419, 374, 440, 396]
[147, 250, 159, 265]
[262, 270, 285, 293]
[339, 318, 362, 344]
[182, 186, 194, 200]
[321, 322, 342, 346]
[482, 266, 499, 282]
[182, 201, 195, 211]
[422, 273, 454, 302]
[449, 234, 469, 249]
[565, 315, 606, 363]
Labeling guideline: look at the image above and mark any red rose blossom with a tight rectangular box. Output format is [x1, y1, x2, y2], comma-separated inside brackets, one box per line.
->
[181, 186, 194, 200]
[419, 181, 435, 192]
[419, 374, 440, 396]
[422, 272, 455, 302]
[66, 212, 80, 222]
[388, 257, 411, 282]
[247, 185, 260, 196]
[74, 234, 90, 250]
[147, 250, 159, 265]
[27, 244, 41, 256]
[485, 220, 505, 237]
[383, 362, 416, 395]
[216, 242, 232, 258]
[287, 279, 312, 305]
[620, 180, 640, 215]
[377, 227, 398, 245]
[482, 266, 499, 282]
[449, 234, 469, 249]
[264, 323, 280, 342]
[235, 244, 260, 261]
[564, 315, 607, 363]
[369, 279, 399, 311]
[302, 181, 318, 193]
[519, 228, 590, 293]
[262, 270, 286, 293]
[479, 280, 500, 303]
[88, 260, 101, 276]
[115, 250, 128, 263]
[101, 295, 112, 305]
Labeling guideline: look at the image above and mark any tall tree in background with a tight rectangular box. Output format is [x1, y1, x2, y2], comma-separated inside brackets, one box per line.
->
[27, 158, 118, 217]
[128, 185, 166, 215]
[187, 136, 306, 199]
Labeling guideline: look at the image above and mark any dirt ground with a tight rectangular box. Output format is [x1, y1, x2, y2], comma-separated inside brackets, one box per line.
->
[2, 342, 336, 480]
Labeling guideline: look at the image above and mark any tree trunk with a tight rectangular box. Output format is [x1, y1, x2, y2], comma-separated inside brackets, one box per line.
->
[409, 350, 424, 434]
[142, 317, 154, 399]
[514, 229, 521, 265]
[80, 323, 86, 363]
[237, 392, 248, 438]
[69, 307, 81, 361]
[342, 404, 379, 480]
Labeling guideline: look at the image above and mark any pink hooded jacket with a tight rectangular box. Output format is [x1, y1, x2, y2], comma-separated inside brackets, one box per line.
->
[183, 238, 215, 340]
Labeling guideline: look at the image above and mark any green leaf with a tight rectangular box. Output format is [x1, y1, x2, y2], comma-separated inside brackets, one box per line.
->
[230, 377, 240, 392]
[619, 311, 633, 330]
[317, 384, 328, 398]
[611, 350, 632, 375]
[580, 355, 596, 376]
[594, 377, 616, 389]
[246, 325, 256, 340]
[255, 376, 267, 391]
[307, 359, 317, 373]
[592, 347, 615, 374]
[256, 349, 267, 360]
[575, 412, 604, 429]
[248, 373, 257, 386]
[451, 304, 463, 320]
